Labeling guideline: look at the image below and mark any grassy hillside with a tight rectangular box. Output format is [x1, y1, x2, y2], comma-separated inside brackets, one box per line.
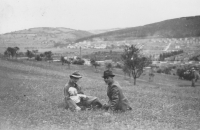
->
[0, 57, 200, 130]
[0, 27, 93, 53]
[75, 15, 200, 42]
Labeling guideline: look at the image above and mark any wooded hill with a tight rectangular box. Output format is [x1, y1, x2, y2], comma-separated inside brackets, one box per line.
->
[75, 15, 200, 43]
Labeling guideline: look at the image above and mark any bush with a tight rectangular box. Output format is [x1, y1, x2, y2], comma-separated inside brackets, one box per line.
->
[163, 68, 171, 74]
[35, 55, 42, 61]
[115, 62, 123, 69]
[105, 62, 113, 70]
[157, 69, 162, 73]
[73, 58, 85, 65]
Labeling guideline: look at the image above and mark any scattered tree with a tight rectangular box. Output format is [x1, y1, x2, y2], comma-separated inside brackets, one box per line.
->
[90, 58, 100, 72]
[4, 50, 11, 58]
[44, 51, 53, 61]
[105, 62, 113, 70]
[4, 47, 19, 58]
[60, 56, 71, 68]
[35, 55, 42, 61]
[122, 65, 131, 79]
[121, 45, 152, 85]
[73, 57, 85, 65]
[60, 56, 65, 65]
[26, 50, 35, 60]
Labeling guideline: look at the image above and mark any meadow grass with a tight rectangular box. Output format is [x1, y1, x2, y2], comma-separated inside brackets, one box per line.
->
[0, 58, 200, 130]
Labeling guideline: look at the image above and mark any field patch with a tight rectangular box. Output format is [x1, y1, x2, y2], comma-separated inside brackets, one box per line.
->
[0, 58, 200, 130]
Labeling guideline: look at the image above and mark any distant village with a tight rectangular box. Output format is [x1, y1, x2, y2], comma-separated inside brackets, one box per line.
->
[67, 37, 200, 51]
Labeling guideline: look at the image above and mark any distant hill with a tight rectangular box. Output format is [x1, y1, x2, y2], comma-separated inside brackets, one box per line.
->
[1, 15, 200, 58]
[87, 28, 121, 34]
[75, 15, 200, 43]
[0, 27, 93, 52]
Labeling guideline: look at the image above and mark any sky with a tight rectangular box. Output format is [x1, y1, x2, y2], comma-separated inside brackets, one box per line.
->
[0, 0, 200, 34]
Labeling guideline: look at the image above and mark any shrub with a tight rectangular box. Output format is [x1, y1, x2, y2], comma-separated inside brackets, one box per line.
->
[105, 62, 113, 70]
[73, 58, 85, 65]
[157, 69, 162, 73]
[115, 62, 123, 69]
[35, 55, 42, 61]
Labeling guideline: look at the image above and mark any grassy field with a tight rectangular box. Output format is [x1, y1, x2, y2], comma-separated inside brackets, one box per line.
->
[0, 58, 200, 130]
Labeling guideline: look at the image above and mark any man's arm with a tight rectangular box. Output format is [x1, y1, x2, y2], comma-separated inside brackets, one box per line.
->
[109, 87, 120, 111]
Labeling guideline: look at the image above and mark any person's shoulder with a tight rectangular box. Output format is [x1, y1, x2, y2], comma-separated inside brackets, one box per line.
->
[65, 83, 69, 87]
[64, 82, 72, 90]
[111, 81, 122, 90]
[112, 81, 120, 87]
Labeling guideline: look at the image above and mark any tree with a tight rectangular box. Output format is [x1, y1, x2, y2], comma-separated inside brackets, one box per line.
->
[60, 56, 71, 68]
[35, 55, 42, 61]
[65, 59, 71, 68]
[5, 47, 19, 58]
[4, 50, 11, 58]
[73, 57, 85, 65]
[90, 58, 100, 72]
[44, 51, 53, 61]
[26, 50, 35, 59]
[60, 56, 65, 65]
[105, 62, 113, 71]
[121, 45, 152, 85]
[122, 65, 131, 79]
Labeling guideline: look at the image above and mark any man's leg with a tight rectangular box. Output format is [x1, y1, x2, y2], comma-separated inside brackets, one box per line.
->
[83, 96, 103, 109]
[102, 104, 110, 111]
[91, 98, 103, 108]
[76, 102, 86, 111]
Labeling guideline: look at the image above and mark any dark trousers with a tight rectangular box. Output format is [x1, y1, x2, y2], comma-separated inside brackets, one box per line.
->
[78, 97, 103, 110]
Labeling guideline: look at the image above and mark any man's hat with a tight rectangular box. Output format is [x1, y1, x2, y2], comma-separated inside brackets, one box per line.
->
[70, 71, 82, 79]
[102, 70, 115, 78]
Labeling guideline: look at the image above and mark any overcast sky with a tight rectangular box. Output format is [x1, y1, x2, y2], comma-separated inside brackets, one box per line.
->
[0, 0, 200, 34]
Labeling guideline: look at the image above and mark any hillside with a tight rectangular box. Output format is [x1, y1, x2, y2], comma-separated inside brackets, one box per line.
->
[0, 57, 200, 129]
[0, 27, 93, 53]
[87, 28, 121, 34]
[71, 16, 200, 58]
[75, 15, 200, 42]
[1, 15, 200, 58]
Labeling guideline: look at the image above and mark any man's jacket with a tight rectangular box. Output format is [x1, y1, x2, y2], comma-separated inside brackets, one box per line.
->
[107, 81, 132, 112]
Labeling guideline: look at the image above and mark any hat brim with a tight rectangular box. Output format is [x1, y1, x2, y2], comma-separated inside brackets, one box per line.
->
[102, 75, 115, 78]
[70, 75, 82, 79]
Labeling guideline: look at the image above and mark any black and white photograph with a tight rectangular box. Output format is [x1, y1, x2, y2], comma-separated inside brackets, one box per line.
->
[0, 0, 200, 129]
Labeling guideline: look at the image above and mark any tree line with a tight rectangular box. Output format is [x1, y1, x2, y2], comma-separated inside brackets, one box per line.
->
[3, 47, 53, 61]
[159, 50, 184, 61]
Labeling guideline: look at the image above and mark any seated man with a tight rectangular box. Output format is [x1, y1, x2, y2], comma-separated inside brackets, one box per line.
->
[64, 71, 103, 111]
[102, 70, 132, 112]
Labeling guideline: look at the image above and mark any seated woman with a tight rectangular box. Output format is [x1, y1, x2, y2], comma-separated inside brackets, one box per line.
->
[64, 71, 103, 111]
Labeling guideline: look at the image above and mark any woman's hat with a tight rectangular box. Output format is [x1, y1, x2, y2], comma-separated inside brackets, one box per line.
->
[102, 70, 115, 78]
[70, 71, 82, 79]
